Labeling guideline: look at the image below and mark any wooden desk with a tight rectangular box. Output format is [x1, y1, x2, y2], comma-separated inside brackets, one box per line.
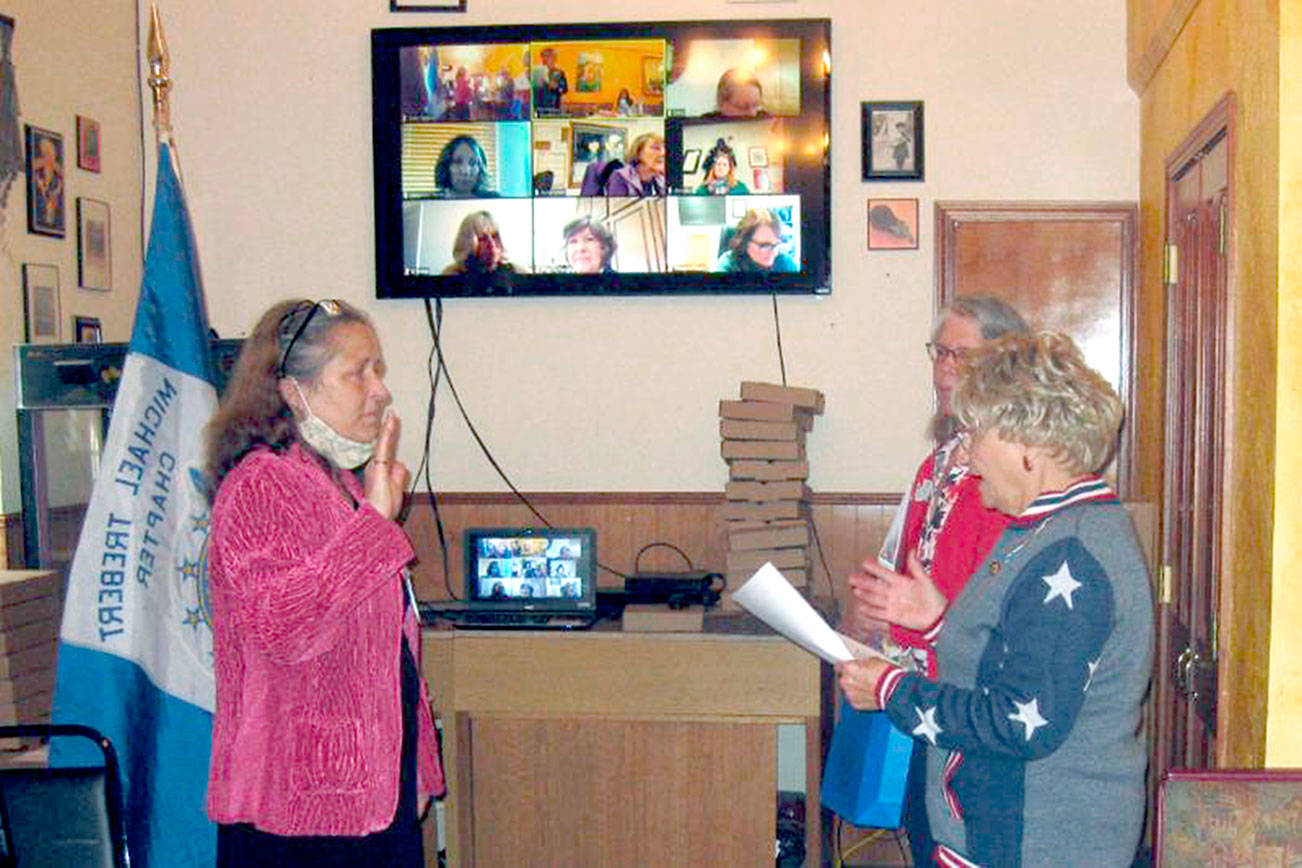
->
[422, 626, 827, 867]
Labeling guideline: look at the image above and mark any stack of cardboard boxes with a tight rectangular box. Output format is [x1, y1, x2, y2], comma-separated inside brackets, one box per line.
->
[719, 381, 824, 607]
[0, 571, 59, 748]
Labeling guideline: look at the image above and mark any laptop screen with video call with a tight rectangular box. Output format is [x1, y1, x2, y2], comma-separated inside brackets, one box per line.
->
[463, 527, 597, 615]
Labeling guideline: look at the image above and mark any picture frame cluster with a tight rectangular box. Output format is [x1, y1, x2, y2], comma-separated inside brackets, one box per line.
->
[20, 101, 111, 345]
[861, 100, 923, 252]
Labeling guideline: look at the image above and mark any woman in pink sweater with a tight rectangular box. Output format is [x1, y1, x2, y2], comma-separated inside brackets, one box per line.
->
[204, 299, 443, 866]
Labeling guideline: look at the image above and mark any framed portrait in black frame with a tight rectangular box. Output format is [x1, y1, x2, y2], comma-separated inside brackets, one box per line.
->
[861, 101, 924, 181]
[74, 315, 103, 344]
[25, 124, 65, 237]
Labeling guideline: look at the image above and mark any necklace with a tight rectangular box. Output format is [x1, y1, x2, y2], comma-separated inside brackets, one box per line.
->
[987, 514, 1056, 575]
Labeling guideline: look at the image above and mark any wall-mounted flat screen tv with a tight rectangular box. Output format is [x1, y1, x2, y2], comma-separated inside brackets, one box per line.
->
[371, 19, 831, 298]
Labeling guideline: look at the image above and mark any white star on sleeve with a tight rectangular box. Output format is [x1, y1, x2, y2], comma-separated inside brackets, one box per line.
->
[912, 706, 943, 746]
[1008, 697, 1048, 741]
[1042, 561, 1082, 609]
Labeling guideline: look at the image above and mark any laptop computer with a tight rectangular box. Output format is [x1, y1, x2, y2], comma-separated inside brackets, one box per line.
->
[419, 527, 599, 629]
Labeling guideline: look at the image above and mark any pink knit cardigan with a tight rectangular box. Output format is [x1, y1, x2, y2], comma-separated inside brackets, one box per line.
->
[206, 444, 444, 836]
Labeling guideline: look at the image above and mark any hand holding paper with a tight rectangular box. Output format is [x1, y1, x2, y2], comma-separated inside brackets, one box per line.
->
[730, 563, 894, 666]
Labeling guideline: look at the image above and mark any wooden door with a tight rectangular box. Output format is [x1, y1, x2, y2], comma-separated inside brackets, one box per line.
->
[1154, 101, 1232, 780]
[935, 202, 1138, 496]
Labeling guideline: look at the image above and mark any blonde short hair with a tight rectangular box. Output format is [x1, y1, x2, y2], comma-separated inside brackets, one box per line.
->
[954, 331, 1122, 475]
[628, 132, 664, 165]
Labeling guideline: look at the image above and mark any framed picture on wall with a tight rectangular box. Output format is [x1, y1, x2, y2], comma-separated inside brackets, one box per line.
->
[390, 0, 465, 10]
[22, 263, 60, 343]
[76, 115, 101, 172]
[862, 101, 924, 181]
[77, 197, 112, 291]
[867, 198, 919, 250]
[25, 124, 65, 237]
[642, 56, 663, 96]
[73, 315, 103, 344]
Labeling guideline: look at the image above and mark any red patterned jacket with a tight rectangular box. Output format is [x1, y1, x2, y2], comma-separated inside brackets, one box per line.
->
[890, 444, 1009, 676]
[206, 444, 443, 835]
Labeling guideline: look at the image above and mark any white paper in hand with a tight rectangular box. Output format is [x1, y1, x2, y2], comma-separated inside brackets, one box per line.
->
[731, 562, 856, 664]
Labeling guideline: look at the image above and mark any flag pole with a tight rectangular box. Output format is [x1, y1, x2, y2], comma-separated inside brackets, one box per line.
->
[147, 2, 171, 137]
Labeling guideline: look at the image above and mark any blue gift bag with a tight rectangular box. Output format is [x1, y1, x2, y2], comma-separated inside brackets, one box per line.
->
[820, 698, 913, 828]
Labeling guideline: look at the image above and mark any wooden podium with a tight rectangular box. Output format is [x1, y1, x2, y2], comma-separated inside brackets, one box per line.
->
[421, 626, 827, 867]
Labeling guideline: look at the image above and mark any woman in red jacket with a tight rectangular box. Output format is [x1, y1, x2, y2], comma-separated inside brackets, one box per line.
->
[204, 299, 443, 867]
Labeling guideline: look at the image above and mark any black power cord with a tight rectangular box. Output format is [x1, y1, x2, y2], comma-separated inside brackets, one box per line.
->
[771, 290, 788, 387]
[768, 290, 837, 608]
[398, 299, 455, 597]
[409, 297, 628, 585]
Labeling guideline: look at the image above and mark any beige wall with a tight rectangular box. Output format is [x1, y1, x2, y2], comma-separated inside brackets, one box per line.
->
[1, 3, 1138, 508]
[147, 0, 1137, 498]
[1131, 0, 1285, 766]
[0, 0, 143, 513]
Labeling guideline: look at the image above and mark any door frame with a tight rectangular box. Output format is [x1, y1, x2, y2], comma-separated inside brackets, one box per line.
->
[1159, 91, 1246, 768]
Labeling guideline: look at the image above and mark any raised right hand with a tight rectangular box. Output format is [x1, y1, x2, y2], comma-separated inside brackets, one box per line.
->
[363, 412, 410, 520]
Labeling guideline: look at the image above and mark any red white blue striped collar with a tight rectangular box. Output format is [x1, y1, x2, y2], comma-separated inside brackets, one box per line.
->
[1011, 474, 1117, 526]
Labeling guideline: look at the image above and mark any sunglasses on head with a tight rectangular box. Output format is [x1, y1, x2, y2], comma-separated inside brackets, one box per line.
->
[277, 299, 342, 378]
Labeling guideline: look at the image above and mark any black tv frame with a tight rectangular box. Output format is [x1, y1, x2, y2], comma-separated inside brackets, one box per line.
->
[371, 19, 832, 298]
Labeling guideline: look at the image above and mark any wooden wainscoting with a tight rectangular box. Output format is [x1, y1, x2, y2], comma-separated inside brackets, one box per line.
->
[401, 492, 900, 618]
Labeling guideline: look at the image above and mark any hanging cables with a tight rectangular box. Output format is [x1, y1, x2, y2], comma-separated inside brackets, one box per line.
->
[420, 298, 551, 527]
[398, 299, 454, 596]
[771, 291, 788, 386]
[412, 297, 629, 583]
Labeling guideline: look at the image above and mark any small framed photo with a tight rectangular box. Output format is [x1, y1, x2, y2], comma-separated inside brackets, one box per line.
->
[389, 0, 465, 10]
[642, 56, 664, 96]
[25, 124, 65, 237]
[74, 315, 103, 344]
[862, 101, 924, 181]
[748, 146, 769, 168]
[22, 264, 61, 343]
[681, 148, 701, 175]
[867, 198, 919, 250]
[77, 197, 112, 291]
[76, 115, 101, 172]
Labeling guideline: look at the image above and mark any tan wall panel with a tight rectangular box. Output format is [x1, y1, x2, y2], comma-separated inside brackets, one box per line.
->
[1270, 1, 1302, 766]
[1135, 0, 1278, 765]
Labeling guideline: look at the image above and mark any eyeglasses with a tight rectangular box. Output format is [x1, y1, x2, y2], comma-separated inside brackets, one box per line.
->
[749, 240, 780, 251]
[925, 342, 969, 363]
[277, 299, 341, 377]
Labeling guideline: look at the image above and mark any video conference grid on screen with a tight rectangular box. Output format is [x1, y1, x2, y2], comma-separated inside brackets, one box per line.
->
[473, 535, 585, 600]
[374, 22, 831, 294]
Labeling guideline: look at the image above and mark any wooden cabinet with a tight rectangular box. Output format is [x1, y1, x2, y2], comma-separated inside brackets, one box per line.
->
[421, 627, 826, 866]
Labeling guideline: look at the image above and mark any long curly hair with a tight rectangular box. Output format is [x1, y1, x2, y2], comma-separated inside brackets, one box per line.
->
[204, 298, 373, 498]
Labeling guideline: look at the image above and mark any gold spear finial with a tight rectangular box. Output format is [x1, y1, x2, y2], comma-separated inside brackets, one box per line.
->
[147, 2, 172, 134]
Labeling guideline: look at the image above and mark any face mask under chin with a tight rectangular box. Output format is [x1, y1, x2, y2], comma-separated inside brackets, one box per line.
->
[291, 380, 377, 470]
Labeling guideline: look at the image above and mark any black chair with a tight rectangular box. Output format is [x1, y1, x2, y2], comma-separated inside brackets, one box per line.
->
[0, 724, 129, 868]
